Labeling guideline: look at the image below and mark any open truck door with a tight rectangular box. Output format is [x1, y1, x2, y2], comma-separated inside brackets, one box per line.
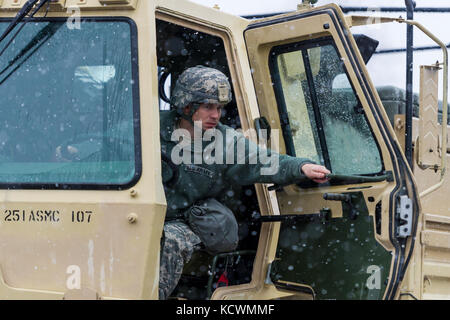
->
[215, 4, 420, 300]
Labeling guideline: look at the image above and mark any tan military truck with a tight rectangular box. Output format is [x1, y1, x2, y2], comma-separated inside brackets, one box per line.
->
[0, 0, 448, 300]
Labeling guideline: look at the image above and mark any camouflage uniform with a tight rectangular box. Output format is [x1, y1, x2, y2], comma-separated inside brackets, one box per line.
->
[159, 66, 314, 299]
[159, 220, 201, 300]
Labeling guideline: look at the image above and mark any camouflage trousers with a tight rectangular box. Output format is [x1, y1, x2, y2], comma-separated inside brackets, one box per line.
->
[159, 220, 201, 300]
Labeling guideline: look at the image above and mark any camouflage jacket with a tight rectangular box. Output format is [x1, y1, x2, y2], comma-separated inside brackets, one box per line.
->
[160, 109, 314, 221]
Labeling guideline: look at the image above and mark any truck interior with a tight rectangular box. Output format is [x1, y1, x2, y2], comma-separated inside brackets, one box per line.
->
[156, 18, 261, 299]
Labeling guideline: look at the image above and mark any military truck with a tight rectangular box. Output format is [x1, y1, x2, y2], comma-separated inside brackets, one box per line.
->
[0, 0, 448, 300]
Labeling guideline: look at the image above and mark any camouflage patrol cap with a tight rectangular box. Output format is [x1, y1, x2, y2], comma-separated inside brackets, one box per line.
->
[171, 65, 232, 115]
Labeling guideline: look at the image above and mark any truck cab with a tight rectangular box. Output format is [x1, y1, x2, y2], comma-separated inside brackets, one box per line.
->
[0, 0, 441, 300]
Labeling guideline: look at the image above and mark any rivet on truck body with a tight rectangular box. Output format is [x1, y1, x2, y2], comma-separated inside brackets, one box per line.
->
[128, 213, 138, 224]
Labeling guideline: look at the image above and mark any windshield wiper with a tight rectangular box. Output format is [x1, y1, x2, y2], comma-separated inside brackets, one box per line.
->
[0, 0, 52, 57]
[0, 22, 62, 85]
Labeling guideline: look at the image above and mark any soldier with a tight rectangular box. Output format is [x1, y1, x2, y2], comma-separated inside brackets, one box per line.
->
[159, 65, 330, 299]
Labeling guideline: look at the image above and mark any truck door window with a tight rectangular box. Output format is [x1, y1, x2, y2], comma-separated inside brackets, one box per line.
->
[270, 38, 383, 176]
[0, 19, 140, 188]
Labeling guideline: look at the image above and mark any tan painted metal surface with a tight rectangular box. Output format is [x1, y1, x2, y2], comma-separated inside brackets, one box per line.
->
[0, 0, 449, 300]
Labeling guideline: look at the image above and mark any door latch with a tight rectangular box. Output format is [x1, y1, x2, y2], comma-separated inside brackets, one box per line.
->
[397, 195, 413, 238]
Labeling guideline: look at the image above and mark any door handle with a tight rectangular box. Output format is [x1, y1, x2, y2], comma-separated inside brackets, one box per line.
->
[323, 193, 359, 220]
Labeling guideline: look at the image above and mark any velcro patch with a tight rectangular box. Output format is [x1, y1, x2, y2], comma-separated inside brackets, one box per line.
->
[218, 83, 230, 103]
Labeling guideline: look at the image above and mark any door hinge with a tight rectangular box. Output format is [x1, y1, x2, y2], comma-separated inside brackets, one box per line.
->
[397, 195, 413, 238]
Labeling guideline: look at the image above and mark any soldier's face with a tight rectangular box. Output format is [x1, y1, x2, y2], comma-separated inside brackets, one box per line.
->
[188, 103, 223, 130]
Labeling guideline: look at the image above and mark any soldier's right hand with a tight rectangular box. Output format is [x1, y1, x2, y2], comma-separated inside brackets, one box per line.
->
[301, 163, 330, 184]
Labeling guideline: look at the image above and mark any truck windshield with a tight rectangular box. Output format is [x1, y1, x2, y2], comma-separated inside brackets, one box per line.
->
[0, 19, 139, 188]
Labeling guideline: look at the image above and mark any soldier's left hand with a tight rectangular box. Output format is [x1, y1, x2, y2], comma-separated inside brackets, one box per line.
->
[301, 164, 331, 184]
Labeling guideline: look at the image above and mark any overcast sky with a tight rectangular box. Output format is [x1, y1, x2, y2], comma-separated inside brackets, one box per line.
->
[189, 0, 450, 97]
[190, 0, 448, 16]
